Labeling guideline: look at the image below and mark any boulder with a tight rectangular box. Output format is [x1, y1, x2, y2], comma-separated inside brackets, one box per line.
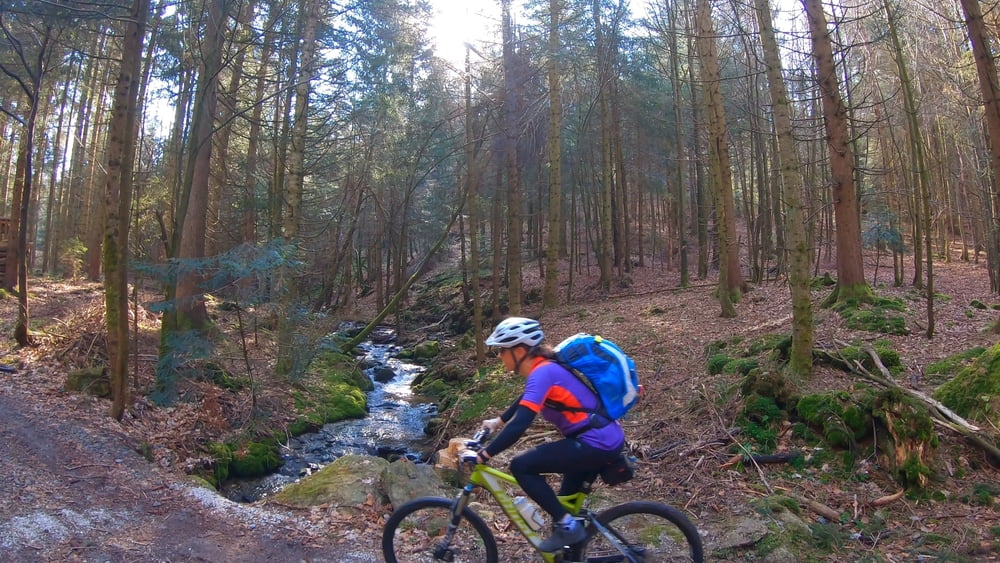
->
[412, 341, 440, 360]
[373, 366, 396, 383]
[716, 516, 769, 551]
[382, 459, 452, 509]
[269, 454, 389, 508]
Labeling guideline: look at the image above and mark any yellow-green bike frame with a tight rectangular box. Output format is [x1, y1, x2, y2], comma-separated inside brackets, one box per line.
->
[464, 462, 587, 562]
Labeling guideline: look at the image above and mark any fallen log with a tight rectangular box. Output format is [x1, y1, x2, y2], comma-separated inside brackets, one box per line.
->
[824, 342, 1000, 468]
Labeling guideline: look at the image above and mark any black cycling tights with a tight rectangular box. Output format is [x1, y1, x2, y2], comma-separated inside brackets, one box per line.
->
[509, 438, 622, 520]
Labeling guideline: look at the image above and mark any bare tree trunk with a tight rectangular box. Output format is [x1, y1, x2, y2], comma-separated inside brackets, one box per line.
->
[502, 0, 523, 312]
[804, 0, 869, 305]
[883, 0, 934, 337]
[594, 0, 614, 293]
[754, 0, 813, 376]
[695, 0, 743, 317]
[276, 0, 319, 378]
[960, 0, 1000, 302]
[8, 25, 54, 345]
[465, 46, 485, 365]
[668, 4, 688, 286]
[543, 0, 563, 309]
[104, 0, 149, 420]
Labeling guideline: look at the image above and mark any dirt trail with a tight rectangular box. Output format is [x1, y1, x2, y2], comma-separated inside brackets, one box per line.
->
[0, 386, 378, 562]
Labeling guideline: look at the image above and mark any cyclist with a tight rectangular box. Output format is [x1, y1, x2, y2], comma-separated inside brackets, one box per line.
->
[473, 317, 626, 552]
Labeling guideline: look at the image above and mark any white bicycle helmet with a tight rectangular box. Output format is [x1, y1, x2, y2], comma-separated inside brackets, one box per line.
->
[486, 317, 544, 348]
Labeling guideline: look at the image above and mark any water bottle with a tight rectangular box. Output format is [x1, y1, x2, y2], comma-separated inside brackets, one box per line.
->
[513, 496, 545, 531]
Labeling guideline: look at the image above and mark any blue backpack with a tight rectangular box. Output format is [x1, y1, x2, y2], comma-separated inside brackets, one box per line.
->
[552, 333, 641, 421]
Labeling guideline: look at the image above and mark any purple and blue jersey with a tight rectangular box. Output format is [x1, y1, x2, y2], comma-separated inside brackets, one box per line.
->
[520, 358, 625, 451]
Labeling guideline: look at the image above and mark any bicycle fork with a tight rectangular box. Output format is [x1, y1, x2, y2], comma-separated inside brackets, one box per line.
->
[433, 485, 477, 560]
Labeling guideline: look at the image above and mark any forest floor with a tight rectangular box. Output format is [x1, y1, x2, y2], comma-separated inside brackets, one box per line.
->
[0, 248, 999, 561]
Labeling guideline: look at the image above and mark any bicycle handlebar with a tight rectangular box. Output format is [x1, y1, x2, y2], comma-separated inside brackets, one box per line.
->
[466, 427, 492, 450]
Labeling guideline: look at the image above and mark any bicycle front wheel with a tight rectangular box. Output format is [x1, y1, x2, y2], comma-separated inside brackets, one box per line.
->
[382, 496, 499, 563]
[582, 500, 704, 562]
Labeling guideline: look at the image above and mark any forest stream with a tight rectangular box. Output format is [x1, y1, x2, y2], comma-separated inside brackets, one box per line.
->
[221, 327, 438, 503]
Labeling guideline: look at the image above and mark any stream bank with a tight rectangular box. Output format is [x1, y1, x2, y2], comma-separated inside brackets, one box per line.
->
[221, 330, 440, 502]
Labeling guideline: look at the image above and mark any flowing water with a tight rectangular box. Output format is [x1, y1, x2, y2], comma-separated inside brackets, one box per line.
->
[221, 328, 438, 502]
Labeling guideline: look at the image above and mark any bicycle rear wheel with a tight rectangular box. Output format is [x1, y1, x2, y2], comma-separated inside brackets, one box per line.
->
[581, 500, 704, 562]
[382, 496, 499, 563]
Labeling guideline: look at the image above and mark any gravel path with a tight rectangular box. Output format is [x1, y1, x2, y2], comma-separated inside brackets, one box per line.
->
[0, 384, 380, 562]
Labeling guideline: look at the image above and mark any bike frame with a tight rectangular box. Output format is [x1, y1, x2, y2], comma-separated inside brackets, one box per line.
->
[460, 462, 588, 563]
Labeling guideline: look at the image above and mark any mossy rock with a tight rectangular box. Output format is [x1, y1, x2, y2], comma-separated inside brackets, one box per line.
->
[422, 366, 522, 424]
[64, 367, 111, 398]
[412, 340, 441, 360]
[229, 441, 281, 478]
[933, 341, 1000, 424]
[310, 350, 374, 392]
[270, 454, 389, 508]
[189, 475, 217, 491]
[291, 349, 371, 430]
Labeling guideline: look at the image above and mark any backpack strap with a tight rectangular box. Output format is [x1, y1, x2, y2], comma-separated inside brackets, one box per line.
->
[545, 360, 613, 437]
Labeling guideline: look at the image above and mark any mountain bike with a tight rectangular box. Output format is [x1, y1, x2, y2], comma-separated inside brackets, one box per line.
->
[381, 429, 704, 562]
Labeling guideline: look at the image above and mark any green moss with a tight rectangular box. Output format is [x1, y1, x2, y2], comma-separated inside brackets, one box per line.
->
[738, 395, 785, 452]
[704, 341, 726, 359]
[136, 442, 154, 463]
[412, 340, 441, 360]
[811, 273, 836, 289]
[796, 391, 872, 449]
[706, 353, 730, 375]
[874, 390, 937, 444]
[970, 299, 988, 310]
[287, 418, 317, 436]
[833, 341, 903, 377]
[899, 453, 933, 489]
[189, 475, 217, 491]
[809, 522, 851, 550]
[843, 309, 908, 335]
[933, 341, 1000, 423]
[203, 362, 244, 391]
[871, 296, 907, 312]
[207, 442, 234, 484]
[747, 334, 789, 356]
[289, 350, 371, 430]
[230, 441, 281, 478]
[963, 483, 1000, 506]
[831, 297, 909, 336]
[740, 369, 796, 409]
[925, 347, 986, 383]
[724, 358, 759, 376]
[753, 495, 801, 515]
